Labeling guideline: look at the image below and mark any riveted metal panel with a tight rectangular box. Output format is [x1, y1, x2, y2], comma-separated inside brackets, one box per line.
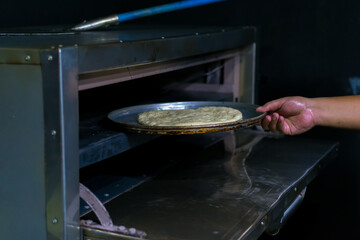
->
[0, 64, 46, 239]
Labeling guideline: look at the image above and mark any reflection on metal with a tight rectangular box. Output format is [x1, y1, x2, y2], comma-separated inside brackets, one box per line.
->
[41, 48, 80, 240]
[280, 188, 307, 225]
[72, 14, 119, 32]
[212, 131, 265, 196]
[80, 183, 147, 238]
[78, 50, 239, 91]
[80, 130, 338, 240]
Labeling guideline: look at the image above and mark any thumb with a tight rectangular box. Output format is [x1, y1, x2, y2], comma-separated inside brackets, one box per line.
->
[257, 98, 288, 113]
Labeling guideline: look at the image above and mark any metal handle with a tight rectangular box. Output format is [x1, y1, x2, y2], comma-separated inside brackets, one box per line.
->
[265, 187, 307, 236]
[280, 187, 306, 225]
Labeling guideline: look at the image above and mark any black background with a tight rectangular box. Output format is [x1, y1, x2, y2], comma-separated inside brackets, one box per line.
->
[2, 0, 360, 238]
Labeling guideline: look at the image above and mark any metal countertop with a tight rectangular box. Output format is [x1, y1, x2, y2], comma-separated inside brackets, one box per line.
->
[82, 129, 338, 240]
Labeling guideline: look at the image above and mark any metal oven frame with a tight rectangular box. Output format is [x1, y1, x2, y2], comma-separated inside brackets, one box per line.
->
[0, 26, 257, 240]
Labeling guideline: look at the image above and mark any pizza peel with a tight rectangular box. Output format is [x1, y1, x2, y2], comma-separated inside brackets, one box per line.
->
[108, 101, 266, 135]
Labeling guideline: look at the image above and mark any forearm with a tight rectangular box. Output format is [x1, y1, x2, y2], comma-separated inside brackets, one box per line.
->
[308, 95, 360, 129]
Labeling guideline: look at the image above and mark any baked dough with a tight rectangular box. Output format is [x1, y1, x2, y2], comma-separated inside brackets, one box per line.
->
[137, 106, 243, 126]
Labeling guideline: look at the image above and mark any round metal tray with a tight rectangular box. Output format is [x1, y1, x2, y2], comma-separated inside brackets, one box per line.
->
[108, 101, 265, 135]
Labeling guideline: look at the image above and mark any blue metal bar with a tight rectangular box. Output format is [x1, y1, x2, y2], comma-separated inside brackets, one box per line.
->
[117, 0, 225, 23]
[72, 0, 225, 31]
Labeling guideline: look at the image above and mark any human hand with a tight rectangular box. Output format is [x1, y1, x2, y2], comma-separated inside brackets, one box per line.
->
[256, 96, 316, 135]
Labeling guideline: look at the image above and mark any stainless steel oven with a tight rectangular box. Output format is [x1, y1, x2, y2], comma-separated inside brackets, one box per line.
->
[0, 25, 338, 240]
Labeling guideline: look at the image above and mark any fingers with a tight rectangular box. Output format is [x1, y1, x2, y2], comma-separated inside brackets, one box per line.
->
[261, 115, 272, 130]
[261, 113, 279, 132]
[269, 113, 279, 132]
[278, 116, 292, 135]
[261, 113, 291, 134]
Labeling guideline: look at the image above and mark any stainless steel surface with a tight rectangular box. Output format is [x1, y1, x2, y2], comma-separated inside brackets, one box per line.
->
[41, 47, 80, 239]
[79, 132, 230, 217]
[78, 50, 239, 91]
[0, 26, 255, 74]
[77, 28, 254, 74]
[239, 43, 256, 103]
[72, 14, 119, 31]
[265, 187, 307, 236]
[0, 64, 47, 239]
[82, 130, 339, 240]
[108, 101, 265, 135]
[0, 48, 80, 240]
[0, 25, 256, 240]
[82, 227, 143, 240]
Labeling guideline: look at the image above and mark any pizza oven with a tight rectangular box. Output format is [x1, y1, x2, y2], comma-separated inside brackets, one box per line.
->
[0, 25, 338, 240]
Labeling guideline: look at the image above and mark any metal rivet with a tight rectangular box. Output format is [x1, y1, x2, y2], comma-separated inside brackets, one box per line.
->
[261, 216, 266, 226]
[84, 205, 90, 209]
[52, 218, 58, 224]
[104, 193, 110, 197]
[25, 55, 31, 61]
[51, 130, 57, 136]
[48, 55, 53, 61]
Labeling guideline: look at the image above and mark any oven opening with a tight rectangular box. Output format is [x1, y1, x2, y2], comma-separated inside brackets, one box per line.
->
[78, 57, 243, 238]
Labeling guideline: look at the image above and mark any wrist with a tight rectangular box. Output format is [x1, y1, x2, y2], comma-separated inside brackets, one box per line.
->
[304, 97, 320, 127]
[306, 97, 332, 127]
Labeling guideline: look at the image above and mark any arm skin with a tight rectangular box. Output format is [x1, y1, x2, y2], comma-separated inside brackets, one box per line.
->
[256, 95, 360, 135]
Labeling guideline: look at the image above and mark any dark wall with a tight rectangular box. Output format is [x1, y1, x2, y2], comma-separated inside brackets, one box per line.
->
[3, 0, 360, 98]
[0, 0, 171, 28]
[3, 0, 360, 238]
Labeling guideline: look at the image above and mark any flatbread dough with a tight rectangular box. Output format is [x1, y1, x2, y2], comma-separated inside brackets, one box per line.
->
[137, 106, 243, 126]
